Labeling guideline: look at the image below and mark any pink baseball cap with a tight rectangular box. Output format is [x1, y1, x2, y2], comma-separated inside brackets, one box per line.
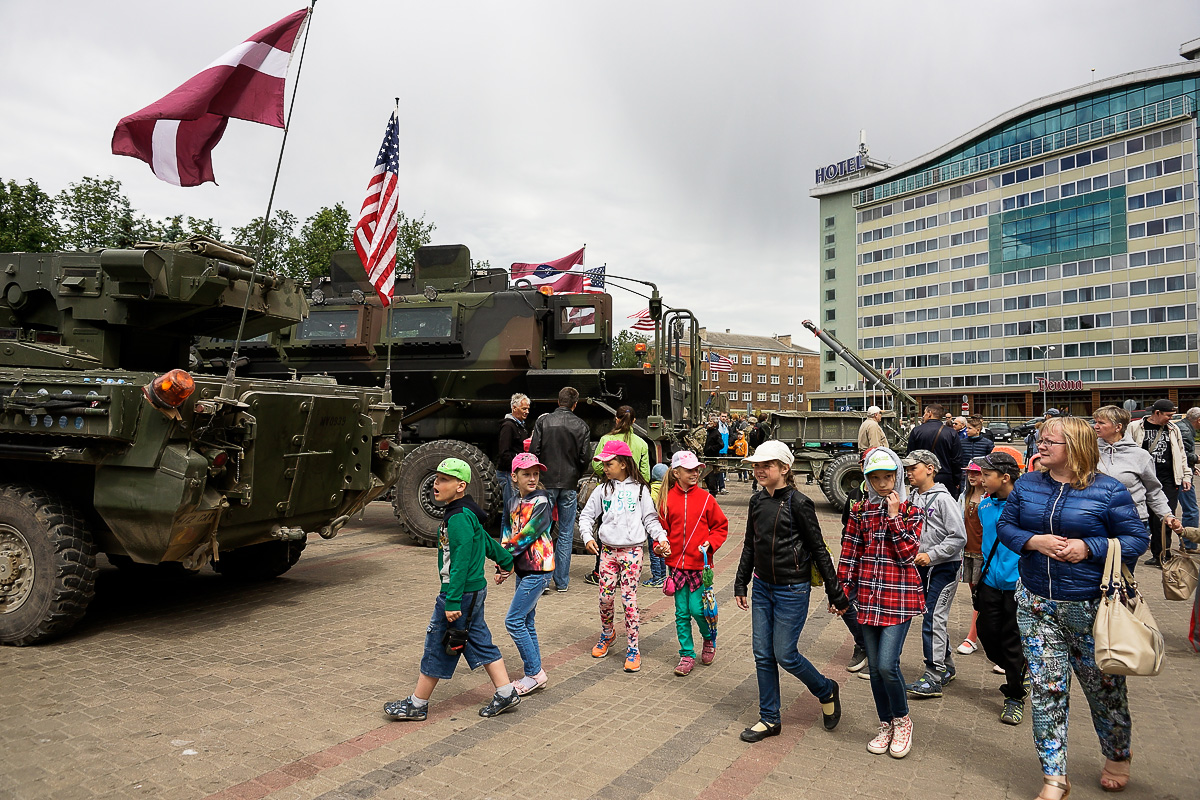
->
[966, 461, 983, 472]
[670, 450, 705, 470]
[511, 452, 547, 473]
[594, 439, 634, 461]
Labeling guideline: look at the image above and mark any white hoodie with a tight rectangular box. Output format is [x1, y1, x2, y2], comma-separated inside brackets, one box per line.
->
[579, 477, 668, 548]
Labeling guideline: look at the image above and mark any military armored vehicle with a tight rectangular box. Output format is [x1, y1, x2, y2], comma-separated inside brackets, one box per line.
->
[0, 240, 401, 645]
[197, 244, 702, 546]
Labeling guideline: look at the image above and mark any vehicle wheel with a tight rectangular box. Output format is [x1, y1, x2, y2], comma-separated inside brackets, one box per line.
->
[212, 538, 306, 581]
[392, 440, 500, 547]
[0, 484, 97, 646]
[572, 476, 600, 554]
[820, 452, 863, 513]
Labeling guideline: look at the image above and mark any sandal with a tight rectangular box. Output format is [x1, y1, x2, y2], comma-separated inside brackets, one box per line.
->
[1100, 759, 1130, 792]
[1035, 776, 1070, 800]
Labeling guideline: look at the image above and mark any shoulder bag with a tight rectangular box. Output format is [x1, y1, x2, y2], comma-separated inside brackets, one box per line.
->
[1094, 538, 1165, 676]
[1161, 521, 1200, 601]
[971, 533, 1003, 611]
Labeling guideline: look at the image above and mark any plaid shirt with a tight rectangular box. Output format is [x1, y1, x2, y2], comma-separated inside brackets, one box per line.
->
[837, 498, 925, 626]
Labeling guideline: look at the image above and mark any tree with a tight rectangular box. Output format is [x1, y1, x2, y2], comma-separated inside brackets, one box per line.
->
[0, 178, 62, 251]
[230, 210, 303, 278]
[297, 203, 352, 279]
[612, 329, 650, 368]
[56, 176, 150, 250]
[395, 211, 435, 274]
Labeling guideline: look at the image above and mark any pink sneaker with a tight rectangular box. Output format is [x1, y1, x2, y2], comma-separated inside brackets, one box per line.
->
[674, 656, 695, 676]
[866, 720, 893, 754]
[700, 639, 716, 666]
[889, 715, 913, 758]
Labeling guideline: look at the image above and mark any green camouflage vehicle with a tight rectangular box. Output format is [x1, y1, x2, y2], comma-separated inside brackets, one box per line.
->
[0, 240, 401, 645]
[197, 244, 703, 546]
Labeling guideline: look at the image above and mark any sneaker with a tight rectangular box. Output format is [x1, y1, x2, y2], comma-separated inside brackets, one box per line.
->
[624, 649, 641, 673]
[700, 639, 716, 666]
[999, 697, 1025, 725]
[866, 720, 893, 754]
[906, 672, 943, 698]
[513, 670, 547, 696]
[1143, 557, 1162, 568]
[1022, 669, 1031, 698]
[591, 630, 615, 658]
[583, 573, 600, 585]
[383, 696, 427, 721]
[479, 690, 521, 718]
[938, 666, 956, 686]
[542, 586, 551, 596]
[857, 668, 873, 680]
[641, 576, 665, 588]
[888, 715, 913, 758]
[739, 720, 781, 743]
[846, 644, 868, 673]
[956, 639, 978, 655]
[992, 664, 1006, 675]
[674, 656, 695, 676]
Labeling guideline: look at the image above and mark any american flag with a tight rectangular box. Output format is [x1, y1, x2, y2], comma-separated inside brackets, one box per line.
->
[628, 308, 656, 331]
[707, 352, 733, 372]
[353, 111, 400, 306]
[582, 265, 605, 294]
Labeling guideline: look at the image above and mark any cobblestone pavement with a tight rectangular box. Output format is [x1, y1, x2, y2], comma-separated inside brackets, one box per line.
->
[2, 481, 1198, 800]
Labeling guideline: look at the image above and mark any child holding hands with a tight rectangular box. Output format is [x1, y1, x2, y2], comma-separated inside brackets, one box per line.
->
[656, 450, 729, 676]
[579, 439, 671, 673]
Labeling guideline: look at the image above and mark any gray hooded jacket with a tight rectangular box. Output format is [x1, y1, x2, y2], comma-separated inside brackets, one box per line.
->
[1097, 435, 1173, 522]
[908, 483, 967, 565]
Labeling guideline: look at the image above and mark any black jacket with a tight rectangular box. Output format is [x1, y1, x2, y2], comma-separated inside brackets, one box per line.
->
[735, 486, 849, 609]
[703, 427, 723, 458]
[907, 420, 963, 494]
[497, 415, 526, 473]
[530, 406, 592, 489]
[959, 433, 995, 470]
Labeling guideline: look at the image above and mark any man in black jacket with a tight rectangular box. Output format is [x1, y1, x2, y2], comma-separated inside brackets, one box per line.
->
[531, 387, 593, 592]
[906, 403, 963, 497]
[703, 414, 723, 493]
[496, 393, 531, 534]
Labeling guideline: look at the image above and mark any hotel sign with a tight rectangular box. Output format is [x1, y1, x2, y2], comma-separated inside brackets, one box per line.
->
[815, 155, 864, 184]
[1037, 378, 1084, 392]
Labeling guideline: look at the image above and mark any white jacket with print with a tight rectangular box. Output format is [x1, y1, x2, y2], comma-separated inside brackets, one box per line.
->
[578, 477, 668, 548]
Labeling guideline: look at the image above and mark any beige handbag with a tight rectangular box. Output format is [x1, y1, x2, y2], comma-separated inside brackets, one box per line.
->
[1161, 522, 1200, 601]
[1094, 538, 1165, 676]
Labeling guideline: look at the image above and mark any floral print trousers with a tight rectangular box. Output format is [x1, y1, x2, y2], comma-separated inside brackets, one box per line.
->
[1015, 585, 1131, 776]
[598, 544, 642, 652]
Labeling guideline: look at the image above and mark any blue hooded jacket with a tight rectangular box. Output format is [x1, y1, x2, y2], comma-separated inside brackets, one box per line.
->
[996, 470, 1147, 601]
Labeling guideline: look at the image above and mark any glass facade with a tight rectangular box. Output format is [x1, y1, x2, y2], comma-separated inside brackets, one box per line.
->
[992, 188, 1127, 273]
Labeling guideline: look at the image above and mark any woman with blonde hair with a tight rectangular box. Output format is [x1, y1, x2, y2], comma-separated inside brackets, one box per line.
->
[1093, 404, 1183, 539]
[998, 416, 1149, 798]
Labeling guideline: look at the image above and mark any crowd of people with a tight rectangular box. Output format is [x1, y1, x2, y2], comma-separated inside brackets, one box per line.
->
[385, 390, 1197, 800]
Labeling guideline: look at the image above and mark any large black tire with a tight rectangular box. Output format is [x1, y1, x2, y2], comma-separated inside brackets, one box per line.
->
[212, 538, 305, 581]
[392, 440, 500, 547]
[0, 484, 97, 646]
[820, 452, 863, 513]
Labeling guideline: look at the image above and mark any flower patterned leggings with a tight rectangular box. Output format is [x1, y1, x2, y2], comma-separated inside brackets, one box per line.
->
[598, 545, 642, 652]
[1015, 585, 1131, 776]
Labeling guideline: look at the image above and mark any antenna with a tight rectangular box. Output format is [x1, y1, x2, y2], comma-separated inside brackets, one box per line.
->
[858, 129, 869, 158]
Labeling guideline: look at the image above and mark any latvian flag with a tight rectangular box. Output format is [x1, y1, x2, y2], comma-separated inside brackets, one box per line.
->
[112, 8, 309, 186]
[510, 248, 586, 293]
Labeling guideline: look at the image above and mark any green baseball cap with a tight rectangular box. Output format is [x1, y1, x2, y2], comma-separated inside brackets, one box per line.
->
[436, 457, 472, 483]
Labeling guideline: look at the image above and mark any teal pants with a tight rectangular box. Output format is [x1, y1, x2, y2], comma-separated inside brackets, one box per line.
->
[675, 584, 712, 658]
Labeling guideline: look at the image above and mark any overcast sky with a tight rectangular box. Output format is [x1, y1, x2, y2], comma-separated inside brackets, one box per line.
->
[1, 1, 1195, 349]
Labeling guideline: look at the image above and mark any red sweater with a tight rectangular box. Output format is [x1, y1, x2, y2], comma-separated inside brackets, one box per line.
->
[658, 483, 729, 570]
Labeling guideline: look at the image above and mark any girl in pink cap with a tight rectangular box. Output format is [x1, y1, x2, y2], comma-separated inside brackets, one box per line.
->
[578, 439, 671, 673]
[500, 452, 555, 695]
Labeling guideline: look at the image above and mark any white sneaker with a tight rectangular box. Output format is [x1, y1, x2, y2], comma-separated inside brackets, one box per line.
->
[867, 720, 893, 754]
[956, 639, 978, 655]
[993, 664, 1006, 675]
[889, 715, 913, 758]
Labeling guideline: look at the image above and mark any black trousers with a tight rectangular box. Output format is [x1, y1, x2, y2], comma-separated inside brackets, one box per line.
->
[974, 583, 1026, 700]
[1149, 480, 1180, 560]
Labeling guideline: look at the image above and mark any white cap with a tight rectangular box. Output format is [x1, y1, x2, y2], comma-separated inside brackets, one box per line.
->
[742, 439, 794, 466]
[867, 406, 882, 415]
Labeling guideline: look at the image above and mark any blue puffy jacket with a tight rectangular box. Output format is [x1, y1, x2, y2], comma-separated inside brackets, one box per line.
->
[959, 433, 995, 471]
[997, 471, 1148, 601]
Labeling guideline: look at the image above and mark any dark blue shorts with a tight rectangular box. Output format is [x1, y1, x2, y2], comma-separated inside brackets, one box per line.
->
[419, 588, 502, 680]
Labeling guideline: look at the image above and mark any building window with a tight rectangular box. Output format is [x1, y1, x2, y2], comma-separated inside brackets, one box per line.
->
[742, 391, 752, 401]
[757, 392, 768, 402]
[825, 248, 836, 260]
[825, 351, 835, 362]
[825, 370, 836, 383]
[757, 374, 767, 384]
[770, 375, 780, 385]
[770, 393, 780, 403]
[702, 371, 709, 382]
[770, 356, 780, 366]
[741, 355, 752, 364]
[824, 268, 836, 280]
[825, 233, 835, 245]
[757, 355, 767, 366]
[729, 373, 738, 382]
[826, 309, 836, 321]
[797, 376, 804, 386]
[788, 357, 795, 367]
[1001, 201, 1112, 262]
[741, 372, 751, 382]
[825, 216, 835, 228]
[796, 359, 803, 368]
[787, 393, 795, 403]
[825, 289, 836, 301]
[728, 391, 738, 401]
[787, 376, 794, 385]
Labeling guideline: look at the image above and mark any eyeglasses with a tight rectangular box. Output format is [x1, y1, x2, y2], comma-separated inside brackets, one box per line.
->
[1039, 438, 1067, 447]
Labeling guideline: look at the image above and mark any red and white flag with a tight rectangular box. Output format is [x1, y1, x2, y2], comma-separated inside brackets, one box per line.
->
[354, 112, 400, 305]
[111, 8, 309, 186]
[628, 308, 656, 331]
[510, 248, 586, 292]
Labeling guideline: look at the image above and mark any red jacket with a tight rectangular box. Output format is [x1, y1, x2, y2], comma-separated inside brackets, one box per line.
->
[837, 497, 925, 626]
[659, 483, 729, 570]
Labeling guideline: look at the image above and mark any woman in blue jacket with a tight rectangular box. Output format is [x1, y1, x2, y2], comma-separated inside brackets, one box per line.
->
[997, 416, 1148, 799]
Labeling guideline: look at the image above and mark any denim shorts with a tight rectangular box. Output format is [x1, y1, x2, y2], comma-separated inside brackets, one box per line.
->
[419, 588, 502, 680]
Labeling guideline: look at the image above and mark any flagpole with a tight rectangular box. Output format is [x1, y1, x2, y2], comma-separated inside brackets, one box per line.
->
[222, 0, 318, 399]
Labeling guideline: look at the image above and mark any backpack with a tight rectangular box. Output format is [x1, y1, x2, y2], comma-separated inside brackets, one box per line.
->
[748, 422, 767, 449]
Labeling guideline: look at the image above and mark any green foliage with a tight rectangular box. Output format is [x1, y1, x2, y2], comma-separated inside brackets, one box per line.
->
[612, 329, 650, 369]
[231, 210, 303, 278]
[55, 176, 147, 250]
[297, 204, 352, 279]
[395, 211, 435, 274]
[0, 179, 62, 251]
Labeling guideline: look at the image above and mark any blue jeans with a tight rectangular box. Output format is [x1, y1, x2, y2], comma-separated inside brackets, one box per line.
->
[505, 572, 551, 676]
[1179, 482, 1199, 533]
[842, 602, 866, 650]
[547, 488, 578, 590]
[647, 548, 667, 581]
[751, 577, 835, 725]
[860, 618, 913, 722]
[497, 470, 515, 537]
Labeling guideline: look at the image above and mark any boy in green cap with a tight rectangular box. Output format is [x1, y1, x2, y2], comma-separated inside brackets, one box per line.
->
[384, 457, 521, 720]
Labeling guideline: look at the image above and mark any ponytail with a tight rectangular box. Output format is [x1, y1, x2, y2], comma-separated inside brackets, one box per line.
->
[609, 405, 635, 437]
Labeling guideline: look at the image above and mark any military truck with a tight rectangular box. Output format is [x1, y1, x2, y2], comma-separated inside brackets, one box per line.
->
[0, 240, 401, 645]
[197, 244, 702, 546]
